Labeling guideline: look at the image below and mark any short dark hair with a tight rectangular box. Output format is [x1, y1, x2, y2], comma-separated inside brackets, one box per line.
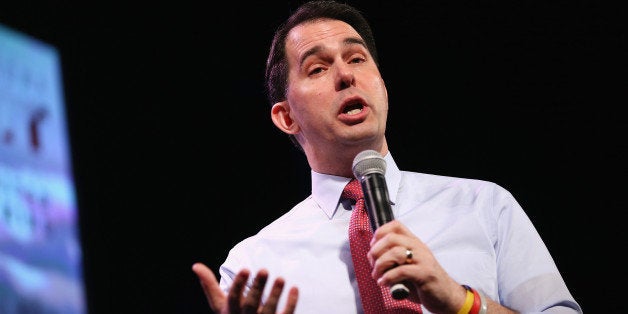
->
[264, 0, 379, 151]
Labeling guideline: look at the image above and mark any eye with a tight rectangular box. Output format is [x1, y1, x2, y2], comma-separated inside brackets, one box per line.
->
[307, 63, 328, 76]
[349, 56, 366, 64]
[308, 66, 326, 76]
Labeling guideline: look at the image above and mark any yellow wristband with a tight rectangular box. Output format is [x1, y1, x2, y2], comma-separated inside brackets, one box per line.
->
[457, 289, 475, 314]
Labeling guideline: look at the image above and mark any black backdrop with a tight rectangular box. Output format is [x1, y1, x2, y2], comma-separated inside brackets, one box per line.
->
[0, 1, 624, 313]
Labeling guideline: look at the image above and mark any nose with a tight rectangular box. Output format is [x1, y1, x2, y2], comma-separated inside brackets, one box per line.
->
[335, 64, 355, 91]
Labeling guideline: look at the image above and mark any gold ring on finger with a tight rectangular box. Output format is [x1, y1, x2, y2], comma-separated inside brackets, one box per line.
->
[405, 249, 413, 264]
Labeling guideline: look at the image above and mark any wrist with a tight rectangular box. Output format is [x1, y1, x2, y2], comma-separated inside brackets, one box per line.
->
[457, 285, 486, 314]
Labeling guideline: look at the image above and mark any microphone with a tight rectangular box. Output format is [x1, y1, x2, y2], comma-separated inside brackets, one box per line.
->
[352, 149, 410, 300]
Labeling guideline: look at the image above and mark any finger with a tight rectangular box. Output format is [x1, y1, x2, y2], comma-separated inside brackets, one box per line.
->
[281, 286, 299, 314]
[372, 220, 410, 242]
[191, 262, 227, 311]
[259, 276, 284, 314]
[227, 268, 252, 312]
[376, 264, 420, 303]
[242, 269, 269, 314]
[368, 232, 404, 265]
[371, 246, 407, 278]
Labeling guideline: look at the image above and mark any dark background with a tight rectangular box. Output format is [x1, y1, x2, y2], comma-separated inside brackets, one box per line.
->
[1, 1, 624, 313]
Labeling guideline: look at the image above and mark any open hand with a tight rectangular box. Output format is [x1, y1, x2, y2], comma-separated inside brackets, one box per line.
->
[192, 262, 299, 314]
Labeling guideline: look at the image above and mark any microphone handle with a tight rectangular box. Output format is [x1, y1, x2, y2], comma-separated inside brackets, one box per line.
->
[360, 173, 394, 231]
[359, 174, 411, 300]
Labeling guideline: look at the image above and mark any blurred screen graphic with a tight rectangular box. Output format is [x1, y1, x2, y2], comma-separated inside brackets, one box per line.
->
[0, 23, 86, 313]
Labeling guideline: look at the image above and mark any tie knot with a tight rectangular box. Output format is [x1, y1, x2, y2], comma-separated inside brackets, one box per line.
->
[342, 179, 364, 202]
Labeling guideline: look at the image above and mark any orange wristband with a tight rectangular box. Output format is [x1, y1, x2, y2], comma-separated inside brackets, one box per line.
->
[460, 285, 484, 314]
[469, 286, 481, 314]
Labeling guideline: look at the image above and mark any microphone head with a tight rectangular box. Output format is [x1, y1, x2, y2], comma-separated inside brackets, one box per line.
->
[352, 150, 387, 179]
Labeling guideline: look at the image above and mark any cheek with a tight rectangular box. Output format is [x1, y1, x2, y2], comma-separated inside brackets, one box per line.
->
[288, 83, 328, 113]
[288, 79, 316, 100]
[366, 76, 388, 100]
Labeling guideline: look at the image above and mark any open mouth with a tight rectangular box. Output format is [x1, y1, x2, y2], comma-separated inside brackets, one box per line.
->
[342, 101, 364, 115]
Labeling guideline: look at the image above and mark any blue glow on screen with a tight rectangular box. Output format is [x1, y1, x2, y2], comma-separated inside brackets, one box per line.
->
[0, 23, 86, 313]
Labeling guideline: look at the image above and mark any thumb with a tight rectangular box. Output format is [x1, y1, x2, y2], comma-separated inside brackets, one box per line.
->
[192, 262, 226, 311]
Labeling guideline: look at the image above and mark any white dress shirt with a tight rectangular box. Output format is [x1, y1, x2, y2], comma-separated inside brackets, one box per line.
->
[219, 152, 582, 313]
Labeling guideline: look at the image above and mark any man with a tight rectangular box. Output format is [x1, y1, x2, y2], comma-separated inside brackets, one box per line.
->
[192, 1, 582, 313]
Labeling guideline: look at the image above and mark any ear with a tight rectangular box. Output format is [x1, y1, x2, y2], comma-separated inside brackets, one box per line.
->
[271, 101, 300, 135]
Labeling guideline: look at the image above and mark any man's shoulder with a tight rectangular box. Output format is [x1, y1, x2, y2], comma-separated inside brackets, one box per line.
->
[232, 195, 317, 243]
[399, 170, 513, 196]
[401, 170, 496, 185]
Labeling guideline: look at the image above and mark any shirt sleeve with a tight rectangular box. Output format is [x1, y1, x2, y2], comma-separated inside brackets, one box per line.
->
[491, 184, 582, 313]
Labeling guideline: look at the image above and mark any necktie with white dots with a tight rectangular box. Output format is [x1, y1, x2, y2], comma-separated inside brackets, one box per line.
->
[343, 179, 422, 313]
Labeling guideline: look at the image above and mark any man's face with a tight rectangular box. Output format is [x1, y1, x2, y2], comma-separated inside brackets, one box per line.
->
[279, 19, 388, 154]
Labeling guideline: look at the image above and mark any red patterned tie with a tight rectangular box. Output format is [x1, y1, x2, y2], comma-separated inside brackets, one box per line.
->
[343, 179, 422, 314]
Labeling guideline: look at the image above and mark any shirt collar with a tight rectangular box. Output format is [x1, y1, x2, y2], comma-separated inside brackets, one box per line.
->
[311, 152, 401, 219]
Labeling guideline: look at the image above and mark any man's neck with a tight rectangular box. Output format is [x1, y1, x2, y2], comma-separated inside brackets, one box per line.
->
[305, 141, 389, 178]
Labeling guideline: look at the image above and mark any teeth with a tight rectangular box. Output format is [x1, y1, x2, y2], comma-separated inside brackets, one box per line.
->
[346, 108, 362, 115]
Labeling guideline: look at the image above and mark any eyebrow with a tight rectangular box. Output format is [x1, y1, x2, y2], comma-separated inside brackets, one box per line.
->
[298, 36, 367, 67]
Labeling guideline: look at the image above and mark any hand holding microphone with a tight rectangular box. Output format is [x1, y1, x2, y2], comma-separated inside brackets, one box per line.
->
[352, 150, 411, 300]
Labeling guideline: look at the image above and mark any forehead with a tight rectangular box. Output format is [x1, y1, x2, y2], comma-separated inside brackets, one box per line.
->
[285, 19, 362, 58]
